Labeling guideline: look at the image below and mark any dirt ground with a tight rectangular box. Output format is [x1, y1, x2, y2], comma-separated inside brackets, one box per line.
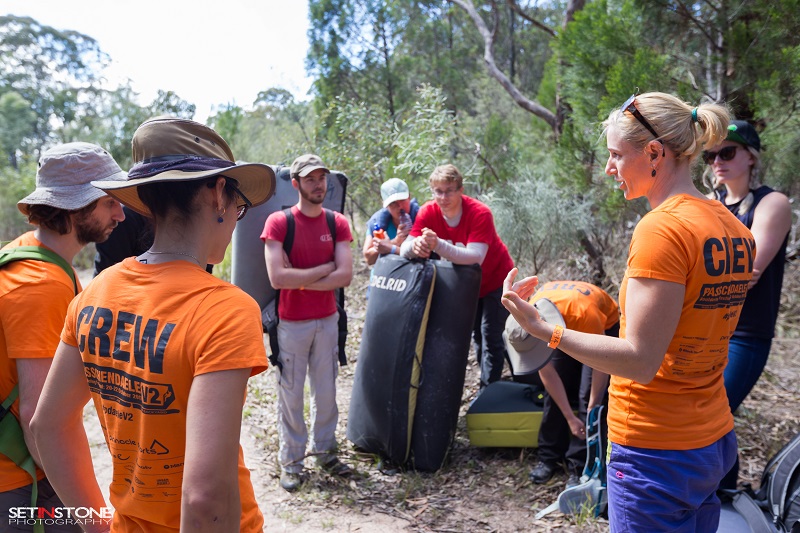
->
[82, 265, 800, 532]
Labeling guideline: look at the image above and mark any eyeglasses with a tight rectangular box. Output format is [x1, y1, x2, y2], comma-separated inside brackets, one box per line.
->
[702, 145, 738, 165]
[621, 94, 665, 156]
[230, 184, 252, 221]
[431, 186, 461, 198]
[206, 178, 253, 220]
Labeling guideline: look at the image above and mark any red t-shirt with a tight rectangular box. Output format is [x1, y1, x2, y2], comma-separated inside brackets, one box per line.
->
[260, 206, 353, 321]
[411, 195, 514, 297]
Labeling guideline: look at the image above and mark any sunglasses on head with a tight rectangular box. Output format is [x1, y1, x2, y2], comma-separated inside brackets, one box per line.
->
[702, 145, 738, 165]
[621, 94, 665, 157]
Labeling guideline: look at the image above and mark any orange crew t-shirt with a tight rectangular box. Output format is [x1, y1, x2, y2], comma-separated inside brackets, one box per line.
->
[609, 194, 754, 450]
[0, 232, 81, 491]
[61, 258, 267, 532]
[531, 280, 619, 334]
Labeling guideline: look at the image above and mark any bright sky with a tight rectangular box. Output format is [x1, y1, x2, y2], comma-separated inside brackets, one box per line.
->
[3, 0, 315, 123]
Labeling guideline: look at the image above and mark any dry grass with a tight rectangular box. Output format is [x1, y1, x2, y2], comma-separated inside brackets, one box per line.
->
[243, 260, 800, 532]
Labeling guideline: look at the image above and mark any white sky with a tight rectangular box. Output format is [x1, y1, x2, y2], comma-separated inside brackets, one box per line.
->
[3, 0, 314, 122]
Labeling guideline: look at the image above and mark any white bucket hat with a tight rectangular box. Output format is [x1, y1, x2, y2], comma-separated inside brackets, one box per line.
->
[17, 142, 127, 215]
[503, 298, 566, 376]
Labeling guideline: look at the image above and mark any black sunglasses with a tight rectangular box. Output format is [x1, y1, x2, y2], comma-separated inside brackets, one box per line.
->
[621, 94, 665, 156]
[702, 145, 738, 165]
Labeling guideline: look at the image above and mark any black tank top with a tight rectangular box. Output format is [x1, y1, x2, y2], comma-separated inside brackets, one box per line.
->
[718, 186, 787, 339]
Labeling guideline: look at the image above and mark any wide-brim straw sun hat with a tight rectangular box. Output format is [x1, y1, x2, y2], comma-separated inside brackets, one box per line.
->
[92, 116, 276, 217]
[18, 142, 127, 215]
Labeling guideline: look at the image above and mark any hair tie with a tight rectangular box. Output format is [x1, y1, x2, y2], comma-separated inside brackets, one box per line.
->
[691, 108, 699, 123]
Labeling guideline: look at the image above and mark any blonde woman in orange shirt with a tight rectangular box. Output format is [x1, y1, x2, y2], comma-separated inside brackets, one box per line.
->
[503, 93, 754, 532]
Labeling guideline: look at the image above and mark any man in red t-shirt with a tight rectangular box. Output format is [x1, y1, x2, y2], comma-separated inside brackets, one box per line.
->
[401, 164, 514, 389]
[261, 154, 353, 492]
[1, 143, 125, 529]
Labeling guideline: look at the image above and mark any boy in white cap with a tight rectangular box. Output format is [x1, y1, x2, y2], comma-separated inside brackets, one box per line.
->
[0, 142, 125, 529]
[362, 178, 420, 266]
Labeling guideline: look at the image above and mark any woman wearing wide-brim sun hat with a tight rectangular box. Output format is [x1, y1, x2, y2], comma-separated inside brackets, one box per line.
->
[32, 116, 276, 533]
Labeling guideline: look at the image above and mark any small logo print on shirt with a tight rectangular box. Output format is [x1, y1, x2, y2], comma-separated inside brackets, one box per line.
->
[320, 234, 333, 242]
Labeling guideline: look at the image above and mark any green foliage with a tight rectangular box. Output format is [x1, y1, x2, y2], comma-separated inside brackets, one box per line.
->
[393, 85, 456, 181]
[0, 160, 36, 242]
[486, 164, 594, 274]
[0, 92, 36, 168]
[0, 15, 109, 151]
[317, 95, 397, 218]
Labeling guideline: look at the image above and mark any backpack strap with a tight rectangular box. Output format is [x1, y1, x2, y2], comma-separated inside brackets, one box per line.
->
[282, 208, 295, 256]
[0, 245, 78, 295]
[0, 385, 42, 528]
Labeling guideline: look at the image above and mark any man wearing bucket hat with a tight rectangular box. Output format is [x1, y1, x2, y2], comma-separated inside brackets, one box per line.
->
[261, 154, 354, 492]
[0, 142, 126, 529]
[504, 281, 619, 488]
[31, 117, 275, 532]
[362, 178, 420, 266]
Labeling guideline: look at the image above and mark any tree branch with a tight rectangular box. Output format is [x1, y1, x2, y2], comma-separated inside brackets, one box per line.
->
[449, 0, 558, 132]
[505, 0, 556, 37]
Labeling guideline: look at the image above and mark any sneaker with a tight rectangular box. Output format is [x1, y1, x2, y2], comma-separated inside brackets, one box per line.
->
[320, 457, 353, 477]
[529, 461, 557, 484]
[279, 471, 302, 492]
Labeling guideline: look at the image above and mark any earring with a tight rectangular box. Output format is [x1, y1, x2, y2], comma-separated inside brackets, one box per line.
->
[217, 207, 226, 224]
[651, 168, 657, 177]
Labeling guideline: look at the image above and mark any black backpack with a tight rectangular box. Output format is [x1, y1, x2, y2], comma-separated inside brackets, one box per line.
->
[265, 208, 348, 369]
[725, 432, 800, 532]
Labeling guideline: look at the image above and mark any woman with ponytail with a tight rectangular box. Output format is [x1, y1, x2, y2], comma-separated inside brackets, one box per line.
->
[703, 121, 792, 490]
[503, 92, 755, 532]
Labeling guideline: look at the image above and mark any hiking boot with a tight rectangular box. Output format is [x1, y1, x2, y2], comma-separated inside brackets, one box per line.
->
[320, 457, 353, 477]
[279, 471, 302, 492]
[529, 461, 557, 484]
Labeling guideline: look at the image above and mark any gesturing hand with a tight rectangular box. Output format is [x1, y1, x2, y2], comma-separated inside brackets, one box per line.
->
[501, 268, 542, 332]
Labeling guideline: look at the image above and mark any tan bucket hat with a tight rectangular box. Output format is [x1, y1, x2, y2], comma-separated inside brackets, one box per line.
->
[92, 116, 276, 217]
[503, 298, 566, 376]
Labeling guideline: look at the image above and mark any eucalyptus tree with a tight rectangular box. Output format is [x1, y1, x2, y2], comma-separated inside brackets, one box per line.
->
[0, 15, 109, 152]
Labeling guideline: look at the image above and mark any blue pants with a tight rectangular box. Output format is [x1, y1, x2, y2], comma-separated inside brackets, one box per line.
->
[723, 334, 772, 412]
[607, 430, 737, 533]
[718, 334, 771, 490]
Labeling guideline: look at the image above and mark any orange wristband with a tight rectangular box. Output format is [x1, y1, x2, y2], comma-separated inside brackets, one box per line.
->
[548, 325, 564, 349]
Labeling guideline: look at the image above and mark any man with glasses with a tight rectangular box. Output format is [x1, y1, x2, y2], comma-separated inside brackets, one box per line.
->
[401, 164, 514, 390]
[261, 154, 354, 492]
